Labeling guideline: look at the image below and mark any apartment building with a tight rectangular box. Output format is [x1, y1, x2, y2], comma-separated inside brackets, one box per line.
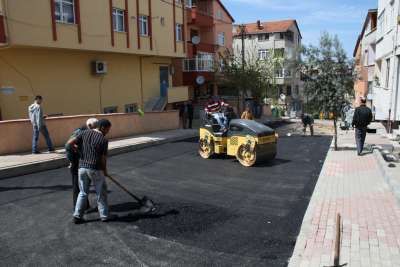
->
[353, 9, 377, 108]
[172, 0, 234, 100]
[232, 19, 303, 114]
[0, 0, 188, 120]
[374, 0, 400, 124]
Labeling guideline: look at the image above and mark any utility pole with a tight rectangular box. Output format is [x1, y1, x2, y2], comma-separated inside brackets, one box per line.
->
[238, 24, 246, 112]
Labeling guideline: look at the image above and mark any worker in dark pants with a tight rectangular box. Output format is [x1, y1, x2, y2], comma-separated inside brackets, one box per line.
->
[352, 97, 372, 156]
[187, 100, 194, 129]
[301, 113, 314, 136]
[66, 118, 98, 210]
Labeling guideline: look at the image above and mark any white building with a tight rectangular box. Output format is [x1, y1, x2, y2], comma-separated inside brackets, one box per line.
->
[375, 0, 400, 123]
[233, 19, 303, 115]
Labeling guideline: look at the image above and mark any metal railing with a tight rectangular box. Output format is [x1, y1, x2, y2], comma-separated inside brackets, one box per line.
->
[183, 58, 214, 72]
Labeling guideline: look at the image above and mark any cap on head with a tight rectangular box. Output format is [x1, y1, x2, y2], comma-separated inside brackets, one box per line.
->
[86, 118, 98, 129]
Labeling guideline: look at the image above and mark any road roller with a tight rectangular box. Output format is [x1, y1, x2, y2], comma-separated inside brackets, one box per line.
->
[199, 117, 278, 167]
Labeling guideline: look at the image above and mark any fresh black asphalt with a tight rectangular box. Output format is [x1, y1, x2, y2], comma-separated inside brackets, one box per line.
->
[0, 133, 331, 266]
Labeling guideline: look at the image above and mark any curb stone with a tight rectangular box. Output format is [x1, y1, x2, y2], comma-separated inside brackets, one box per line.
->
[374, 149, 400, 203]
[0, 132, 197, 180]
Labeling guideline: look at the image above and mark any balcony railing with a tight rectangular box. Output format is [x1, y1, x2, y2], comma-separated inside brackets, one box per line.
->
[183, 58, 214, 72]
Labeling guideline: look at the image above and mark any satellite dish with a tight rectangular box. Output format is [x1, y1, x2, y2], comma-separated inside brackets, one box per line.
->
[280, 94, 286, 101]
[196, 75, 205, 85]
[192, 36, 201, 45]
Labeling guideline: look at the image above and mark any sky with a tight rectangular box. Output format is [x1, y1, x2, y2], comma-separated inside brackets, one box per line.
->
[222, 0, 378, 57]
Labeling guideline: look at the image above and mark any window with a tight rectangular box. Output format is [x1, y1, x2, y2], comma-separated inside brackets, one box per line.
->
[258, 33, 269, 41]
[216, 10, 223, 20]
[104, 106, 118, 114]
[217, 32, 225, 46]
[285, 31, 294, 42]
[277, 32, 284, 40]
[275, 69, 284, 78]
[125, 103, 138, 113]
[385, 58, 391, 88]
[274, 48, 285, 58]
[286, 86, 292, 96]
[139, 15, 149, 36]
[176, 24, 183, 41]
[258, 49, 269, 60]
[294, 85, 299, 95]
[55, 0, 75, 24]
[113, 8, 125, 32]
[378, 11, 385, 36]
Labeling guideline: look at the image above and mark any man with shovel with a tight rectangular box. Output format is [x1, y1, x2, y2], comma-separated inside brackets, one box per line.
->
[68, 119, 117, 224]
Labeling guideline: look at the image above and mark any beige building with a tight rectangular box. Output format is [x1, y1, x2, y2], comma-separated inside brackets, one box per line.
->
[0, 0, 189, 120]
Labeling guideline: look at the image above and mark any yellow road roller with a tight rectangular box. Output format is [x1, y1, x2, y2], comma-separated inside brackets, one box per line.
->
[199, 118, 278, 167]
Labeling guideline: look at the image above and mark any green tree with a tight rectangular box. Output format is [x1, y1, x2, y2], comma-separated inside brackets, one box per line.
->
[301, 32, 354, 150]
[215, 47, 285, 112]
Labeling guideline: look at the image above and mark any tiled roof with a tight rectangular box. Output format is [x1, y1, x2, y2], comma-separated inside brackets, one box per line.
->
[234, 19, 300, 37]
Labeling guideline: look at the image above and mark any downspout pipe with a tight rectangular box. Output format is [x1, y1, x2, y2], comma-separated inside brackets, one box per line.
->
[389, 0, 400, 132]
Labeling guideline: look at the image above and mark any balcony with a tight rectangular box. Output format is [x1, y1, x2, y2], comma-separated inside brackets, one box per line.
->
[183, 58, 214, 72]
[187, 6, 214, 27]
[187, 42, 217, 57]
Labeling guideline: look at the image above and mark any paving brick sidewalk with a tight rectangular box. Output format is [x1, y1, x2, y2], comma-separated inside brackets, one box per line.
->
[0, 129, 196, 179]
[289, 127, 400, 267]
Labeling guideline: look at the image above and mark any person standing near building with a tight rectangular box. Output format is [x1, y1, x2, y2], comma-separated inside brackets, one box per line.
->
[66, 118, 98, 210]
[68, 119, 116, 224]
[28, 95, 54, 154]
[187, 100, 194, 129]
[301, 113, 314, 136]
[352, 97, 373, 156]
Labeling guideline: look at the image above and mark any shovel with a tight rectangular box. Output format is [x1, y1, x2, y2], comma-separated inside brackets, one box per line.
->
[106, 175, 156, 213]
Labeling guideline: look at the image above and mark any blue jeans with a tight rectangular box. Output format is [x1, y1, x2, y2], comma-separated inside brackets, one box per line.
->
[32, 125, 54, 153]
[74, 168, 109, 219]
[355, 127, 367, 155]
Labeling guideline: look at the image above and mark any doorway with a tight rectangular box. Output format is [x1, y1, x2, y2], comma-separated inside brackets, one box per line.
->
[159, 66, 169, 97]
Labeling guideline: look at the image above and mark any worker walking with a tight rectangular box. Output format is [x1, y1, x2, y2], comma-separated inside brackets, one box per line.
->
[68, 119, 117, 224]
[352, 97, 372, 156]
[301, 113, 314, 136]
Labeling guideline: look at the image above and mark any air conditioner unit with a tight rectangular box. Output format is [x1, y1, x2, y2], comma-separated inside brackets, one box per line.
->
[92, 61, 107, 75]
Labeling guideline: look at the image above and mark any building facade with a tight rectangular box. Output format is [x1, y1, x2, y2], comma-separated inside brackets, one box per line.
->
[0, 0, 188, 120]
[374, 0, 400, 124]
[353, 9, 377, 108]
[172, 0, 234, 100]
[232, 19, 303, 115]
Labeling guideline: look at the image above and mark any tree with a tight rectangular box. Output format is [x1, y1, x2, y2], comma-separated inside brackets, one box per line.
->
[301, 32, 354, 150]
[215, 46, 285, 112]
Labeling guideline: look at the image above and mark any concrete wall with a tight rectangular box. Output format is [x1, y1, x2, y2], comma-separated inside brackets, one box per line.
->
[0, 111, 179, 155]
[0, 47, 174, 120]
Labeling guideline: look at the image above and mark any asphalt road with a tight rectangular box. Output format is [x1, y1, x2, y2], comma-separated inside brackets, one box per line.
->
[0, 133, 331, 266]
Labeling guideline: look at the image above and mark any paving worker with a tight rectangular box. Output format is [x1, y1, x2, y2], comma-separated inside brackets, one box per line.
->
[352, 97, 373, 156]
[241, 106, 254, 120]
[301, 113, 314, 136]
[66, 118, 98, 211]
[204, 97, 221, 114]
[68, 119, 117, 224]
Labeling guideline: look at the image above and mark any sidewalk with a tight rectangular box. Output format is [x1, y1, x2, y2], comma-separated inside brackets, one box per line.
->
[0, 129, 197, 180]
[289, 124, 400, 267]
